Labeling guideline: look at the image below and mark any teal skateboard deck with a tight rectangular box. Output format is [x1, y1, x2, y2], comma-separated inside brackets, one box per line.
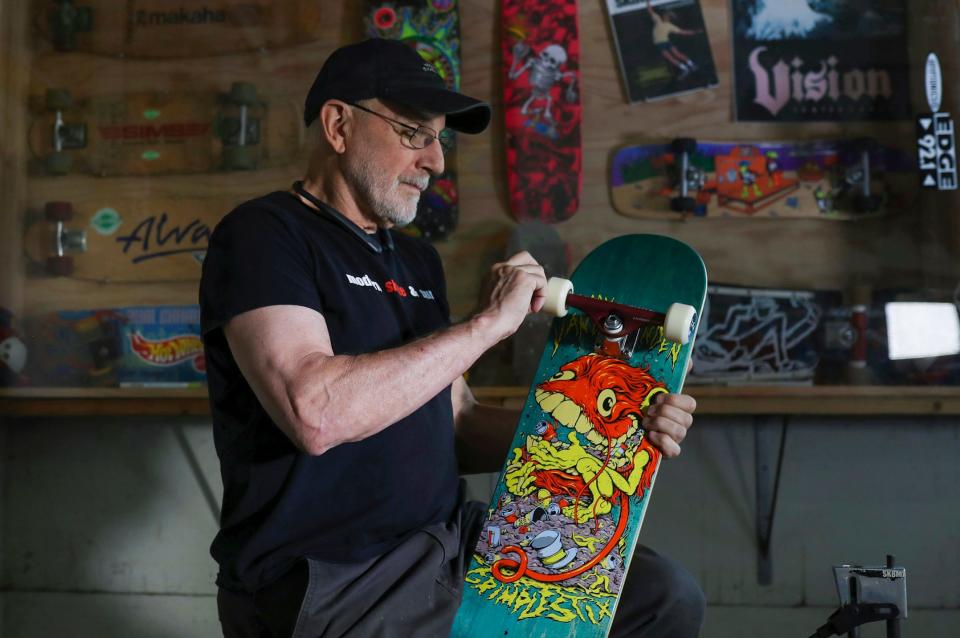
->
[452, 234, 707, 637]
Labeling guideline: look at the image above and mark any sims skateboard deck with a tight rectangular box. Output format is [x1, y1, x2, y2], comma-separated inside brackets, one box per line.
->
[364, 0, 462, 240]
[23, 196, 234, 283]
[36, 0, 322, 58]
[610, 138, 917, 220]
[28, 84, 304, 177]
[502, 0, 582, 222]
[452, 234, 707, 637]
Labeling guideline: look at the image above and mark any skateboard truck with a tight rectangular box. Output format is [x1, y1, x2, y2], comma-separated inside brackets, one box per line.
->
[43, 202, 86, 276]
[49, 0, 93, 52]
[669, 137, 704, 214]
[846, 138, 882, 213]
[542, 277, 696, 358]
[44, 89, 86, 175]
[217, 82, 262, 170]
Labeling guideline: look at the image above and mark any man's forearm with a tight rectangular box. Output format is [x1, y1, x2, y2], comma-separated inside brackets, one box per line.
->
[289, 314, 500, 454]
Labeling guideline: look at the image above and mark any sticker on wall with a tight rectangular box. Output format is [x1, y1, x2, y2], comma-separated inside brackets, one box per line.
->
[925, 52, 942, 113]
[90, 207, 122, 235]
[917, 113, 957, 190]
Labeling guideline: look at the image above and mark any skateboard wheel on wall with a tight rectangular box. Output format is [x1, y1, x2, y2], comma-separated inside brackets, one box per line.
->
[44, 201, 74, 221]
[542, 277, 573, 317]
[226, 82, 259, 106]
[670, 196, 697, 213]
[45, 151, 72, 175]
[663, 303, 696, 344]
[46, 255, 74, 277]
[222, 146, 259, 170]
[670, 137, 697, 154]
[45, 88, 72, 111]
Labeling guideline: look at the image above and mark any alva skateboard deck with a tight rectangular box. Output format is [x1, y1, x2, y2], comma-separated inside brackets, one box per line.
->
[502, 0, 582, 222]
[364, 0, 462, 240]
[610, 138, 916, 220]
[36, 0, 322, 58]
[24, 196, 235, 283]
[28, 84, 304, 177]
[452, 234, 707, 637]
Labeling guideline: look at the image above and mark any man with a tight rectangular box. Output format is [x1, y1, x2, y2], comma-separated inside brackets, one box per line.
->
[648, 0, 702, 79]
[201, 38, 704, 637]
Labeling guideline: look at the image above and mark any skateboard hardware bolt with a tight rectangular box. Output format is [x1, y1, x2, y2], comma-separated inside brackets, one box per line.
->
[603, 313, 624, 336]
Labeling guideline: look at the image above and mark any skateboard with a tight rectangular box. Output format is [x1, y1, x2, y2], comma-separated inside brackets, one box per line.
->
[364, 0, 462, 240]
[610, 138, 917, 220]
[452, 234, 707, 637]
[23, 305, 205, 388]
[687, 284, 823, 386]
[35, 0, 322, 59]
[27, 84, 304, 177]
[502, 0, 582, 222]
[23, 196, 234, 283]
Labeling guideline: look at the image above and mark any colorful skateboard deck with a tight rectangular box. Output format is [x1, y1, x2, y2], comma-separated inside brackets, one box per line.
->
[28, 84, 304, 177]
[24, 196, 234, 283]
[36, 0, 322, 59]
[452, 234, 707, 637]
[610, 139, 917, 220]
[502, 0, 582, 222]
[365, 0, 462, 240]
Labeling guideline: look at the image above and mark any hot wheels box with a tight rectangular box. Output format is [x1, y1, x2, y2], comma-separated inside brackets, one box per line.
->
[25, 305, 205, 387]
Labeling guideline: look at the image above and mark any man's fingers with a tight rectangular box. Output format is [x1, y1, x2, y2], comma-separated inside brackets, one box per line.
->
[503, 250, 539, 267]
[646, 431, 681, 458]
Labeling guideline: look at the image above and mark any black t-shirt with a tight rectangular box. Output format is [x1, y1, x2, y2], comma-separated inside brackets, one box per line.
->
[200, 191, 459, 592]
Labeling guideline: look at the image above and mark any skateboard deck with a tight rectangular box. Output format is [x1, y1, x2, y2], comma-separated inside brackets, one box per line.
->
[24, 196, 235, 283]
[687, 285, 823, 385]
[35, 0, 322, 59]
[364, 0, 462, 240]
[611, 139, 917, 220]
[28, 84, 304, 177]
[452, 234, 707, 638]
[502, 0, 582, 222]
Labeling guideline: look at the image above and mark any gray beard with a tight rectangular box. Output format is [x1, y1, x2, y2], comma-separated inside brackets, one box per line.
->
[343, 152, 424, 227]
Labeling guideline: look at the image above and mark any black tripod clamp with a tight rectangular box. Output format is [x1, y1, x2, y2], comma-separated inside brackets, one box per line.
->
[809, 602, 900, 638]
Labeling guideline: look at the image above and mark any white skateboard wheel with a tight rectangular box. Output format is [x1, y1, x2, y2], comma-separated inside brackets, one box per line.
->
[664, 303, 696, 344]
[542, 277, 573, 317]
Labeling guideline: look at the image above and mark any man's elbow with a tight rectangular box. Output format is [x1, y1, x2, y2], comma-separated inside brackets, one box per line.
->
[288, 388, 339, 456]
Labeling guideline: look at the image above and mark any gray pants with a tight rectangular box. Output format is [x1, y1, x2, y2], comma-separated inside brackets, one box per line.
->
[218, 499, 705, 638]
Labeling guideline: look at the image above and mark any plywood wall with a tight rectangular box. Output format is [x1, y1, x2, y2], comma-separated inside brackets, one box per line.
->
[6, 0, 957, 321]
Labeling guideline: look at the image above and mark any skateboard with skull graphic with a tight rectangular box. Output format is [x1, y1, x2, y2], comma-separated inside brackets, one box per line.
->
[452, 234, 707, 637]
[502, 0, 582, 222]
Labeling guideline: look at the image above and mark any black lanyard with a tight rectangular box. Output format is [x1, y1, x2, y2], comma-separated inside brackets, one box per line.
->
[291, 181, 394, 254]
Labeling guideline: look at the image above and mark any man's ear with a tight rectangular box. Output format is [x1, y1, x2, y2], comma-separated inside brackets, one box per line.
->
[318, 100, 352, 154]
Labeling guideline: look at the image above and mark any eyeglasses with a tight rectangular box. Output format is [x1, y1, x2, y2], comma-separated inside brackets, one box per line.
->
[347, 102, 454, 153]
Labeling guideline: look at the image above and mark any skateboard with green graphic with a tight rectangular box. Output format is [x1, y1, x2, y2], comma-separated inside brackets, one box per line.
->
[452, 234, 707, 637]
[364, 0, 462, 240]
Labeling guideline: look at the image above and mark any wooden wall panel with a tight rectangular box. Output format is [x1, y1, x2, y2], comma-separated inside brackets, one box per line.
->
[12, 0, 954, 319]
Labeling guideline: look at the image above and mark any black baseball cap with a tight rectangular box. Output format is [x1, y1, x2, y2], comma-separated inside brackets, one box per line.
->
[303, 38, 491, 134]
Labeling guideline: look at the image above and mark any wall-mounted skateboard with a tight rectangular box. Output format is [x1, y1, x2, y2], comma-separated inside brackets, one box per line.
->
[24, 196, 235, 283]
[453, 234, 706, 638]
[28, 83, 304, 177]
[36, 0, 322, 58]
[502, 0, 582, 223]
[364, 0, 463, 240]
[611, 138, 917, 220]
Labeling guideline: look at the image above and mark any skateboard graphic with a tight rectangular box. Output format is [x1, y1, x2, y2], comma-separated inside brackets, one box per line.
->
[24, 196, 233, 283]
[364, 0, 462, 240]
[452, 234, 707, 637]
[36, 0, 322, 59]
[502, 0, 582, 222]
[28, 84, 304, 177]
[611, 138, 917, 220]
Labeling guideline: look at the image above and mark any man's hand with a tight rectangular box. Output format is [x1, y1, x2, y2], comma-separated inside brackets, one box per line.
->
[643, 392, 696, 458]
[475, 251, 547, 342]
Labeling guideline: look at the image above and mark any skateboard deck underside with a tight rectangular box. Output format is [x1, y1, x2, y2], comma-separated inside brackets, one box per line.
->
[611, 141, 916, 220]
[365, 0, 462, 240]
[29, 90, 302, 176]
[502, 0, 582, 222]
[35, 0, 322, 58]
[452, 235, 706, 638]
[24, 197, 233, 282]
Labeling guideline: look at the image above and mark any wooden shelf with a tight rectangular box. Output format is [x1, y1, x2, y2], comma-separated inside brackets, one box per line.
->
[2, 385, 960, 418]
